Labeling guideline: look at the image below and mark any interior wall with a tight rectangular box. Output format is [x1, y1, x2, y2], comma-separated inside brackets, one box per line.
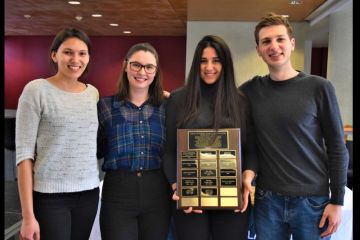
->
[327, 3, 353, 125]
[5, 36, 186, 109]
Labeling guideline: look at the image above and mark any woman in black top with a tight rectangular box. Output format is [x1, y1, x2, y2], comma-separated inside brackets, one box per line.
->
[163, 35, 257, 240]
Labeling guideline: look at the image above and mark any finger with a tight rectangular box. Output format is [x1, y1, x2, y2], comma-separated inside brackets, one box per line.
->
[35, 231, 41, 240]
[172, 192, 179, 201]
[184, 207, 193, 214]
[318, 215, 327, 228]
[320, 225, 334, 238]
[193, 209, 203, 214]
[234, 209, 241, 213]
[331, 224, 338, 234]
[241, 202, 248, 212]
[244, 181, 252, 191]
[241, 192, 249, 212]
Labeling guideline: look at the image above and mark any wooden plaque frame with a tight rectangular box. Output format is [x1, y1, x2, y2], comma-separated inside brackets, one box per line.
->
[176, 128, 242, 210]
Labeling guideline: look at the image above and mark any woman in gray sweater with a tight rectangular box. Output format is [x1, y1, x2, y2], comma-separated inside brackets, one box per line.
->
[16, 28, 100, 240]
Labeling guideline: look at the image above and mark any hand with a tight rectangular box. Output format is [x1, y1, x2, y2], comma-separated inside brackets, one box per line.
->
[163, 90, 170, 98]
[19, 216, 40, 240]
[319, 203, 342, 237]
[171, 184, 203, 214]
[240, 170, 256, 212]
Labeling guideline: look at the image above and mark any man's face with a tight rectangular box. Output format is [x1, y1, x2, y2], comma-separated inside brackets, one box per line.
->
[256, 25, 295, 70]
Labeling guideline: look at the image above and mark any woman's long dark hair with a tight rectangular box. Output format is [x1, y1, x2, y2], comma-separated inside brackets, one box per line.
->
[179, 35, 243, 130]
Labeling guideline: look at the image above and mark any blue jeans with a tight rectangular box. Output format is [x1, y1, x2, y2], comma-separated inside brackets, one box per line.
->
[254, 187, 331, 240]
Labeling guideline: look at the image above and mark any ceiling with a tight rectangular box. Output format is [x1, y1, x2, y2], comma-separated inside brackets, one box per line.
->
[5, 0, 327, 36]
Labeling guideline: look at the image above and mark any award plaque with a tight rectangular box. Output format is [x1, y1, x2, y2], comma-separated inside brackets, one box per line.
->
[176, 128, 242, 210]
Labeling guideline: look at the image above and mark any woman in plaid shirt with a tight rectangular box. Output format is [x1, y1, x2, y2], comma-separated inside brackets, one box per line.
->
[97, 43, 171, 240]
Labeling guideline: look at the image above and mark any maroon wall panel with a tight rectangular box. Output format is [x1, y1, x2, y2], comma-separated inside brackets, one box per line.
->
[5, 36, 186, 109]
[311, 47, 328, 78]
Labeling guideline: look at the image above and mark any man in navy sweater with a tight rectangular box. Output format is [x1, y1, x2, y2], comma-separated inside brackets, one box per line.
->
[240, 12, 349, 240]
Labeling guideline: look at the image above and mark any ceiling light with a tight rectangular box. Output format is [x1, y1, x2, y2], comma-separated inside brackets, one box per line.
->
[75, 16, 83, 21]
[123, 31, 132, 34]
[91, 14, 102, 17]
[68, 1, 80, 4]
[281, 15, 289, 18]
[24, 14, 31, 19]
[109, 23, 119, 27]
[289, 0, 302, 5]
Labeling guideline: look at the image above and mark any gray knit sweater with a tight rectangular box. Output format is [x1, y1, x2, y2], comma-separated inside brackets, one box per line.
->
[16, 79, 100, 193]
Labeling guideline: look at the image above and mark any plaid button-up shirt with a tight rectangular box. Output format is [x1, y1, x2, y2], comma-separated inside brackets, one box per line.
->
[97, 95, 166, 171]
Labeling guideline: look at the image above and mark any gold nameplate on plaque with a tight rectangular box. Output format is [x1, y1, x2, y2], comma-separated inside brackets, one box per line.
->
[176, 129, 242, 210]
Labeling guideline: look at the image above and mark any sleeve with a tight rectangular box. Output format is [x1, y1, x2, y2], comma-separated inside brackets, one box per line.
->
[238, 87, 258, 173]
[318, 81, 349, 205]
[163, 93, 179, 185]
[96, 99, 107, 160]
[15, 82, 42, 165]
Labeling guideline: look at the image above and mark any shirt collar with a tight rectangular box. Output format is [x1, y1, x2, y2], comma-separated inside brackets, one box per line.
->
[112, 95, 152, 109]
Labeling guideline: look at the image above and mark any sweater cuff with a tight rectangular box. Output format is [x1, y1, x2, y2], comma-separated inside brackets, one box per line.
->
[243, 154, 258, 173]
[330, 186, 345, 205]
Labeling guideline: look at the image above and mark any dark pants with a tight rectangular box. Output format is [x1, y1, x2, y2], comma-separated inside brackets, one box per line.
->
[100, 169, 171, 240]
[172, 206, 249, 240]
[33, 188, 99, 240]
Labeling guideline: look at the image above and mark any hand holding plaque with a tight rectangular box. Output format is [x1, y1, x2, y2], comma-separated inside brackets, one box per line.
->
[176, 129, 242, 210]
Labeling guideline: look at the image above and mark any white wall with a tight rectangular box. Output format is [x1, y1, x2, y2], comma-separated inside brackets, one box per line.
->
[186, 21, 307, 86]
[327, 2, 353, 125]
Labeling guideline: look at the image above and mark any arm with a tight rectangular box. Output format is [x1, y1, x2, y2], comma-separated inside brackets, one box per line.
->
[238, 90, 258, 212]
[97, 100, 107, 160]
[15, 81, 42, 240]
[318, 81, 348, 205]
[163, 93, 178, 186]
[317, 81, 348, 236]
[17, 160, 40, 240]
[163, 90, 203, 214]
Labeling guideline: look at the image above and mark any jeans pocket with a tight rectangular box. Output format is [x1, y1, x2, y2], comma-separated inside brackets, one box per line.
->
[305, 196, 329, 209]
[255, 187, 267, 200]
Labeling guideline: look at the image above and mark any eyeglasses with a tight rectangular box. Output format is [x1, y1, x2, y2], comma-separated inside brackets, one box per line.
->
[127, 61, 157, 74]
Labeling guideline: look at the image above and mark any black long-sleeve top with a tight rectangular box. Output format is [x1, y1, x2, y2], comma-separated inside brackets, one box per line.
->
[163, 83, 257, 186]
[239, 72, 349, 205]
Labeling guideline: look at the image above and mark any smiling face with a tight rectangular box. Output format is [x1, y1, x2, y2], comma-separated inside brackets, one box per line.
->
[51, 37, 89, 80]
[125, 50, 157, 91]
[200, 46, 222, 85]
[256, 24, 295, 71]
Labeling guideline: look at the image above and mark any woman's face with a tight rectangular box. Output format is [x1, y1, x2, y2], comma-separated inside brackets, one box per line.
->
[126, 50, 157, 91]
[51, 37, 89, 80]
[200, 46, 222, 85]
